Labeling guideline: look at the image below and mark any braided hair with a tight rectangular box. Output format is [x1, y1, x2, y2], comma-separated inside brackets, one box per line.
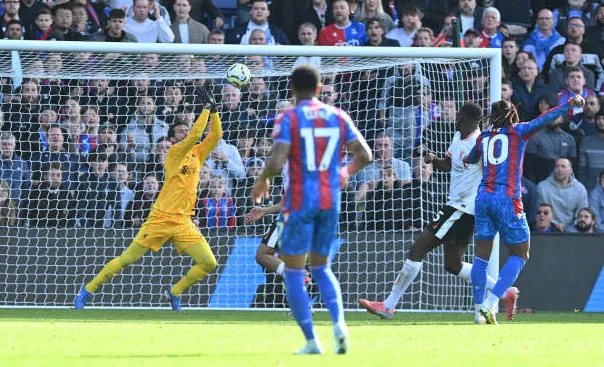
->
[488, 100, 519, 129]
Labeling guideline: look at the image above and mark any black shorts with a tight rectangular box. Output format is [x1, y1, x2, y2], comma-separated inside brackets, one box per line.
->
[427, 205, 475, 245]
[261, 220, 281, 250]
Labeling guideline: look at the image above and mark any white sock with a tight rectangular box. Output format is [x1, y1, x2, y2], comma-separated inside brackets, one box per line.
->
[485, 292, 499, 310]
[458, 262, 497, 291]
[384, 259, 422, 310]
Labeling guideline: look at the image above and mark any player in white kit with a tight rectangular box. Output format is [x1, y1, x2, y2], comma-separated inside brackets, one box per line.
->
[359, 103, 518, 321]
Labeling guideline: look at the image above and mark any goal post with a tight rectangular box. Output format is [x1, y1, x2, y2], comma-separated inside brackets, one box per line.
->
[0, 40, 501, 310]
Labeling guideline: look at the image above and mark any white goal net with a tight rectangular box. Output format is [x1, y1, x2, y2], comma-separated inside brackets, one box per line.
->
[0, 41, 500, 310]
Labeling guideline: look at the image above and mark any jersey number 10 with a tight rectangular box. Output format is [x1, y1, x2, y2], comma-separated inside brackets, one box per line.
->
[481, 134, 509, 166]
[300, 127, 340, 172]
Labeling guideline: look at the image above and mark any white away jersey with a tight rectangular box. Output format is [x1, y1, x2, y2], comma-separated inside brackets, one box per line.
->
[446, 130, 482, 215]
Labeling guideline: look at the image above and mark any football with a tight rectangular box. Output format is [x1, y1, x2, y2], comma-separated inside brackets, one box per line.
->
[226, 63, 251, 89]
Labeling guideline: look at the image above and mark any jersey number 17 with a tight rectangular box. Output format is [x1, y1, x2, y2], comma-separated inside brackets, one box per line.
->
[300, 127, 340, 172]
[481, 134, 509, 166]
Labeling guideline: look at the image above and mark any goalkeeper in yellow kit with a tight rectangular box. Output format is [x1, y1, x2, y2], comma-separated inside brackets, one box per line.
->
[74, 87, 222, 311]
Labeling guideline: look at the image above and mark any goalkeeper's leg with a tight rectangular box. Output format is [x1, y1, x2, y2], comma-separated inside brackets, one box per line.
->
[74, 242, 148, 309]
[169, 239, 217, 299]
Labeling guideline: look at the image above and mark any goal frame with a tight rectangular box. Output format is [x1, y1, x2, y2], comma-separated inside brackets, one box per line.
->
[0, 40, 501, 310]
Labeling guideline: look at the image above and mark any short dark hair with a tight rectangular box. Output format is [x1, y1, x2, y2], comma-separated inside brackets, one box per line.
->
[168, 121, 189, 139]
[502, 37, 518, 46]
[210, 28, 225, 36]
[566, 65, 584, 76]
[502, 78, 513, 87]
[35, 7, 52, 18]
[291, 65, 321, 93]
[6, 19, 23, 28]
[108, 8, 126, 20]
[539, 202, 553, 210]
[458, 102, 483, 128]
[52, 3, 72, 16]
[402, 5, 423, 17]
[365, 17, 386, 32]
[88, 152, 108, 164]
[49, 162, 63, 171]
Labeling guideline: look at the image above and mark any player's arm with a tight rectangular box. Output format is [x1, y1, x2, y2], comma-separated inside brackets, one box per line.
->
[256, 244, 281, 274]
[425, 151, 451, 172]
[244, 201, 283, 224]
[465, 136, 482, 165]
[193, 112, 223, 163]
[516, 95, 583, 138]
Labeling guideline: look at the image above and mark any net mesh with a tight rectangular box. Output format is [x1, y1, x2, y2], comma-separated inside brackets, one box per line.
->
[0, 47, 492, 310]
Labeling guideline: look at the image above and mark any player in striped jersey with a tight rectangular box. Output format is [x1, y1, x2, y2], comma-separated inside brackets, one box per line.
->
[360, 103, 515, 322]
[252, 65, 372, 355]
[466, 95, 585, 324]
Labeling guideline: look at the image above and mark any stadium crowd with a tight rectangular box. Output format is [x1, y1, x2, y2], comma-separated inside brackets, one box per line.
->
[0, 0, 603, 234]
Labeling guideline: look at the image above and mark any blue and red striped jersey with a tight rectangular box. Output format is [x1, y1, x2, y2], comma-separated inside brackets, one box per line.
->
[467, 101, 572, 199]
[317, 22, 368, 46]
[272, 99, 361, 211]
[558, 88, 595, 104]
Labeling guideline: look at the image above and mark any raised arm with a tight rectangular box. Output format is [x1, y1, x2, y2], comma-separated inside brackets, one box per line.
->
[516, 95, 583, 138]
[193, 112, 223, 164]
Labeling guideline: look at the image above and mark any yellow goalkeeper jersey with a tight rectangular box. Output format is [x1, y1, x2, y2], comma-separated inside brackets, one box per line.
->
[152, 110, 222, 216]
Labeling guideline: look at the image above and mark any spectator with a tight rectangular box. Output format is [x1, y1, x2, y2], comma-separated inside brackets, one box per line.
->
[478, 7, 503, 48]
[462, 27, 481, 48]
[564, 95, 601, 151]
[412, 27, 434, 47]
[355, 0, 396, 33]
[432, 13, 458, 48]
[125, 0, 174, 43]
[296, 0, 334, 41]
[405, 0, 447, 34]
[208, 28, 225, 44]
[578, 113, 604, 190]
[537, 157, 589, 229]
[585, 4, 604, 60]
[95, 126, 130, 173]
[226, 0, 289, 45]
[197, 176, 236, 229]
[158, 84, 184, 123]
[548, 42, 597, 92]
[532, 203, 562, 233]
[361, 165, 405, 231]
[524, 92, 577, 184]
[29, 125, 79, 189]
[19, 0, 47, 31]
[355, 131, 411, 198]
[49, 3, 82, 41]
[126, 0, 171, 25]
[552, 0, 597, 38]
[453, 0, 483, 34]
[27, 162, 73, 227]
[75, 153, 119, 228]
[252, 135, 272, 160]
[318, 0, 367, 46]
[243, 77, 276, 129]
[25, 7, 53, 40]
[205, 129, 245, 194]
[522, 176, 540, 227]
[501, 78, 514, 102]
[565, 207, 603, 234]
[171, 0, 209, 44]
[386, 5, 422, 47]
[219, 84, 254, 142]
[124, 172, 159, 227]
[502, 37, 520, 78]
[557, 66, 596, 103]
[589, 170, 604, 226]
[71, 2, 98, 36]
[4, 19, 23, 40]
[113, 162, 134, 227]
[0, 132, 31, 205]
[121, 96, 169, 166]
[234, 127, 255, 167]
[144, 136, 172, 184]
[7, 79, 42, 151]
[522, 9, 565, 71]
[90, 9, 138, 42]
[364, 17, 400, 47]
[292, 23, 321, 70]
[512, 58, 555, 121]
[320, 84, 340, 107]
[543, 17, 603, 87]
[0, 179, 17, 226]
[0, 0, 21, 36]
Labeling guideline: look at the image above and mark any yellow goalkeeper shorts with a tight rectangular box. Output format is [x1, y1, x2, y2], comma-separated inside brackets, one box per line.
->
[133, 209, 206, 253]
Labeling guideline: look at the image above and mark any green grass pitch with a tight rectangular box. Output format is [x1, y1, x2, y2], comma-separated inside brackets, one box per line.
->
[1, 309, 603, 367]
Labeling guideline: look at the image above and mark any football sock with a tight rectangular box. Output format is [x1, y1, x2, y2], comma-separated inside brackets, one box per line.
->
[471, 256, 489, 305]
[310, 264, 344, 324]
[85, 242, 147, 293]
[458, 262, 497, 291]
[384, 259, 422, 310]
[171, 241, 216, 296]
[489, 255, 525, 306]
[284, 267, 316, 341]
